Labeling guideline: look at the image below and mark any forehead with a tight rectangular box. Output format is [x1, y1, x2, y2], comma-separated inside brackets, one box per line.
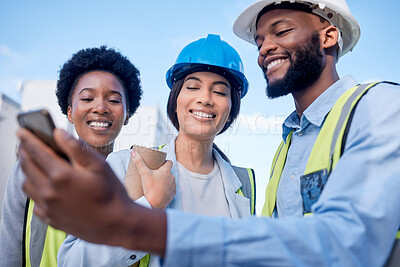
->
[75, 71, 124, 90]
[73, 71, 126, 96]
[184, 71, 230, 85]
[256, 8, 322, 31]
[77, 71, 118, 83]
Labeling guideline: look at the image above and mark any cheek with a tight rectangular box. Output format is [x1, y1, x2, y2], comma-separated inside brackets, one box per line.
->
[220, 99, 232, 121]
[175, 106, 186, 127]
[258, 55, 264, 68]
[175, 95, 187, 115]
[112, 106, 129, 128]
[70, 105, 86, 122]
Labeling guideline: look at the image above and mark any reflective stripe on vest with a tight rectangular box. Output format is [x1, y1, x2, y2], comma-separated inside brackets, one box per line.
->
[261, 131, 293, 217]
[233, 166, 256, 215]
[24, 199, 66, 267]
[138, 254, 150, 267]
[261, 82, 399, 265]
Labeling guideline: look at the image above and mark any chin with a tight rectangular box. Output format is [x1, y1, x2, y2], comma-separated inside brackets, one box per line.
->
[89, 139, 113, 149]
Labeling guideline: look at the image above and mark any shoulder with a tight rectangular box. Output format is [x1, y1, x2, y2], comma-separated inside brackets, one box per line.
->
[106, 149, 131, 164]
[106, 149, 131, 181]
[345, 81, 400, 149]
[357, 81, 400, 108]
[5, 160, 26, 193]
[231, 165, 255, 175]
[2, 160, 27, 211]
[351, 82, 400, 122]
[231, 165, 256, 183]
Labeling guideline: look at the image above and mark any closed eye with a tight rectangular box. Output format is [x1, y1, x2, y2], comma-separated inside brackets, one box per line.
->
[214, 91, 227, 96]
[276, 28, 293, 36]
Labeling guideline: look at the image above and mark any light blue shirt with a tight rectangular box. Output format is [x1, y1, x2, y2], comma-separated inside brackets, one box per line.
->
[164, 75, 400, 266]
[276, 75, 360, 218]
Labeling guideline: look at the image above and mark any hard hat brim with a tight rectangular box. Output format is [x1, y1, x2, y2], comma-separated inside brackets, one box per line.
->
[233, 0, 360, 58]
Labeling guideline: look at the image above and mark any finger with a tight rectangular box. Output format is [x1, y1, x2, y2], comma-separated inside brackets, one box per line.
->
[169, 176, 177, 191]
[32, 203, 48, 223]
[53, 129, 103, 168]
[19, 141, 50, 207]
[160, 160, 173, 171]
[22, 175, 44, 210]
[17, 128, 68, 175]
[131, 150, 151, 176]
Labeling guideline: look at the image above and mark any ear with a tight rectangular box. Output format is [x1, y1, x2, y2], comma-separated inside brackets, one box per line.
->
[321, 25, 339, 50]
[67, 106, 74, 124]
[123, 114, 129, 125]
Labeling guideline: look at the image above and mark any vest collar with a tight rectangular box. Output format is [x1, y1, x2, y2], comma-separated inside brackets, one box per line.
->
[282, 75, 358, 142]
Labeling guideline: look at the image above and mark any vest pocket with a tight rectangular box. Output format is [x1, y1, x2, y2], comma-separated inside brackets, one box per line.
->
[300, 169, 328, 214]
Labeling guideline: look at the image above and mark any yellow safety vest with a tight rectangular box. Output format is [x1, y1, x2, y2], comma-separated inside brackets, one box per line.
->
[261, 82, 399, 266]
[23, 198, 66, 267]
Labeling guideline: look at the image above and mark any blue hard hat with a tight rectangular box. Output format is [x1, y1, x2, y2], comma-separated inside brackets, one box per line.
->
[166, 34, 249, 98]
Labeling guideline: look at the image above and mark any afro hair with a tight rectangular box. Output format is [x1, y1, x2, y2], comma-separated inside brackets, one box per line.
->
[56, 46, 142, 117]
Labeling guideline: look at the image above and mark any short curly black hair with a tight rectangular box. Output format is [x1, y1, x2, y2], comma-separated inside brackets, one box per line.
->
[56, 46, 142, 117]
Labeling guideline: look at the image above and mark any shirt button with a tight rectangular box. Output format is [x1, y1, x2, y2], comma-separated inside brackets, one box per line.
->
[130, 254, 137, 260]
[298, 131, 303, 136]
[290, 174, 295, 179]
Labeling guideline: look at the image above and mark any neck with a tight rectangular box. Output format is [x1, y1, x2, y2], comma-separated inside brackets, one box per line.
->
[90, 143, 114, 158]
[292, 65, 339, 118]
[175, 134, 214, 174]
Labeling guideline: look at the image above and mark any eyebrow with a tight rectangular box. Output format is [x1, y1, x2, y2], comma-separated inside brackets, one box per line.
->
[77, 88, 124, 97]
[271, 19, 290, 28]
[185, 76, 201, 83]
[212, 81, 230, 88]
[255, 19, 291, 42]
[185, 76, 230, 88]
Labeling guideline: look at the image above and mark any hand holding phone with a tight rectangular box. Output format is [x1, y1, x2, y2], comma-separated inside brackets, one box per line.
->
[17, 109, 69, 161]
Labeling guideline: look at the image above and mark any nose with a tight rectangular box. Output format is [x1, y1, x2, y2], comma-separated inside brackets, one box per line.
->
[258, 40, 277, 66]
[196, 89, 213, 106]
[92, 99, 110, 114]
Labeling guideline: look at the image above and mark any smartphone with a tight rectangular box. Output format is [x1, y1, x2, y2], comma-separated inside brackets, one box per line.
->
[17, 109, 69, 161]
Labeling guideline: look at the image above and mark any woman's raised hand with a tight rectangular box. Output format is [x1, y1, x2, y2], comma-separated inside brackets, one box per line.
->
[131, 150, 176, 209]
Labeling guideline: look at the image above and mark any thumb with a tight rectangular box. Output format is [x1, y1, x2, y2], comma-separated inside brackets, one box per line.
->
[54, 129, 103, 167]
[131, 150, 151, 176]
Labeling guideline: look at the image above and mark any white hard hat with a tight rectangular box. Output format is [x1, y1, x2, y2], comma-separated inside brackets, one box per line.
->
[233, 0, 360, 58]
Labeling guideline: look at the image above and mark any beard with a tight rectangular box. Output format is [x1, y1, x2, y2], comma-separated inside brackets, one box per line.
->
[264, 32, 324, 99]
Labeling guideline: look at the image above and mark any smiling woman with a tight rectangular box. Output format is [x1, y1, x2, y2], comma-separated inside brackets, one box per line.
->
[67, 71, 129, 156]
[56, 46, 142, 157]
[0, 46, 142, 267]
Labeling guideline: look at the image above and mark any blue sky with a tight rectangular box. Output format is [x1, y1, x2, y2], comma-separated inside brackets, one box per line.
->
[1, 0, 399, 212]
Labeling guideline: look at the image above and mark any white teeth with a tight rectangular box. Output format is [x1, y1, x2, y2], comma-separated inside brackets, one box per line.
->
[192, 111, 214, 118]
[267, 59, 287, 70]
[89, 121, 110, 128]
